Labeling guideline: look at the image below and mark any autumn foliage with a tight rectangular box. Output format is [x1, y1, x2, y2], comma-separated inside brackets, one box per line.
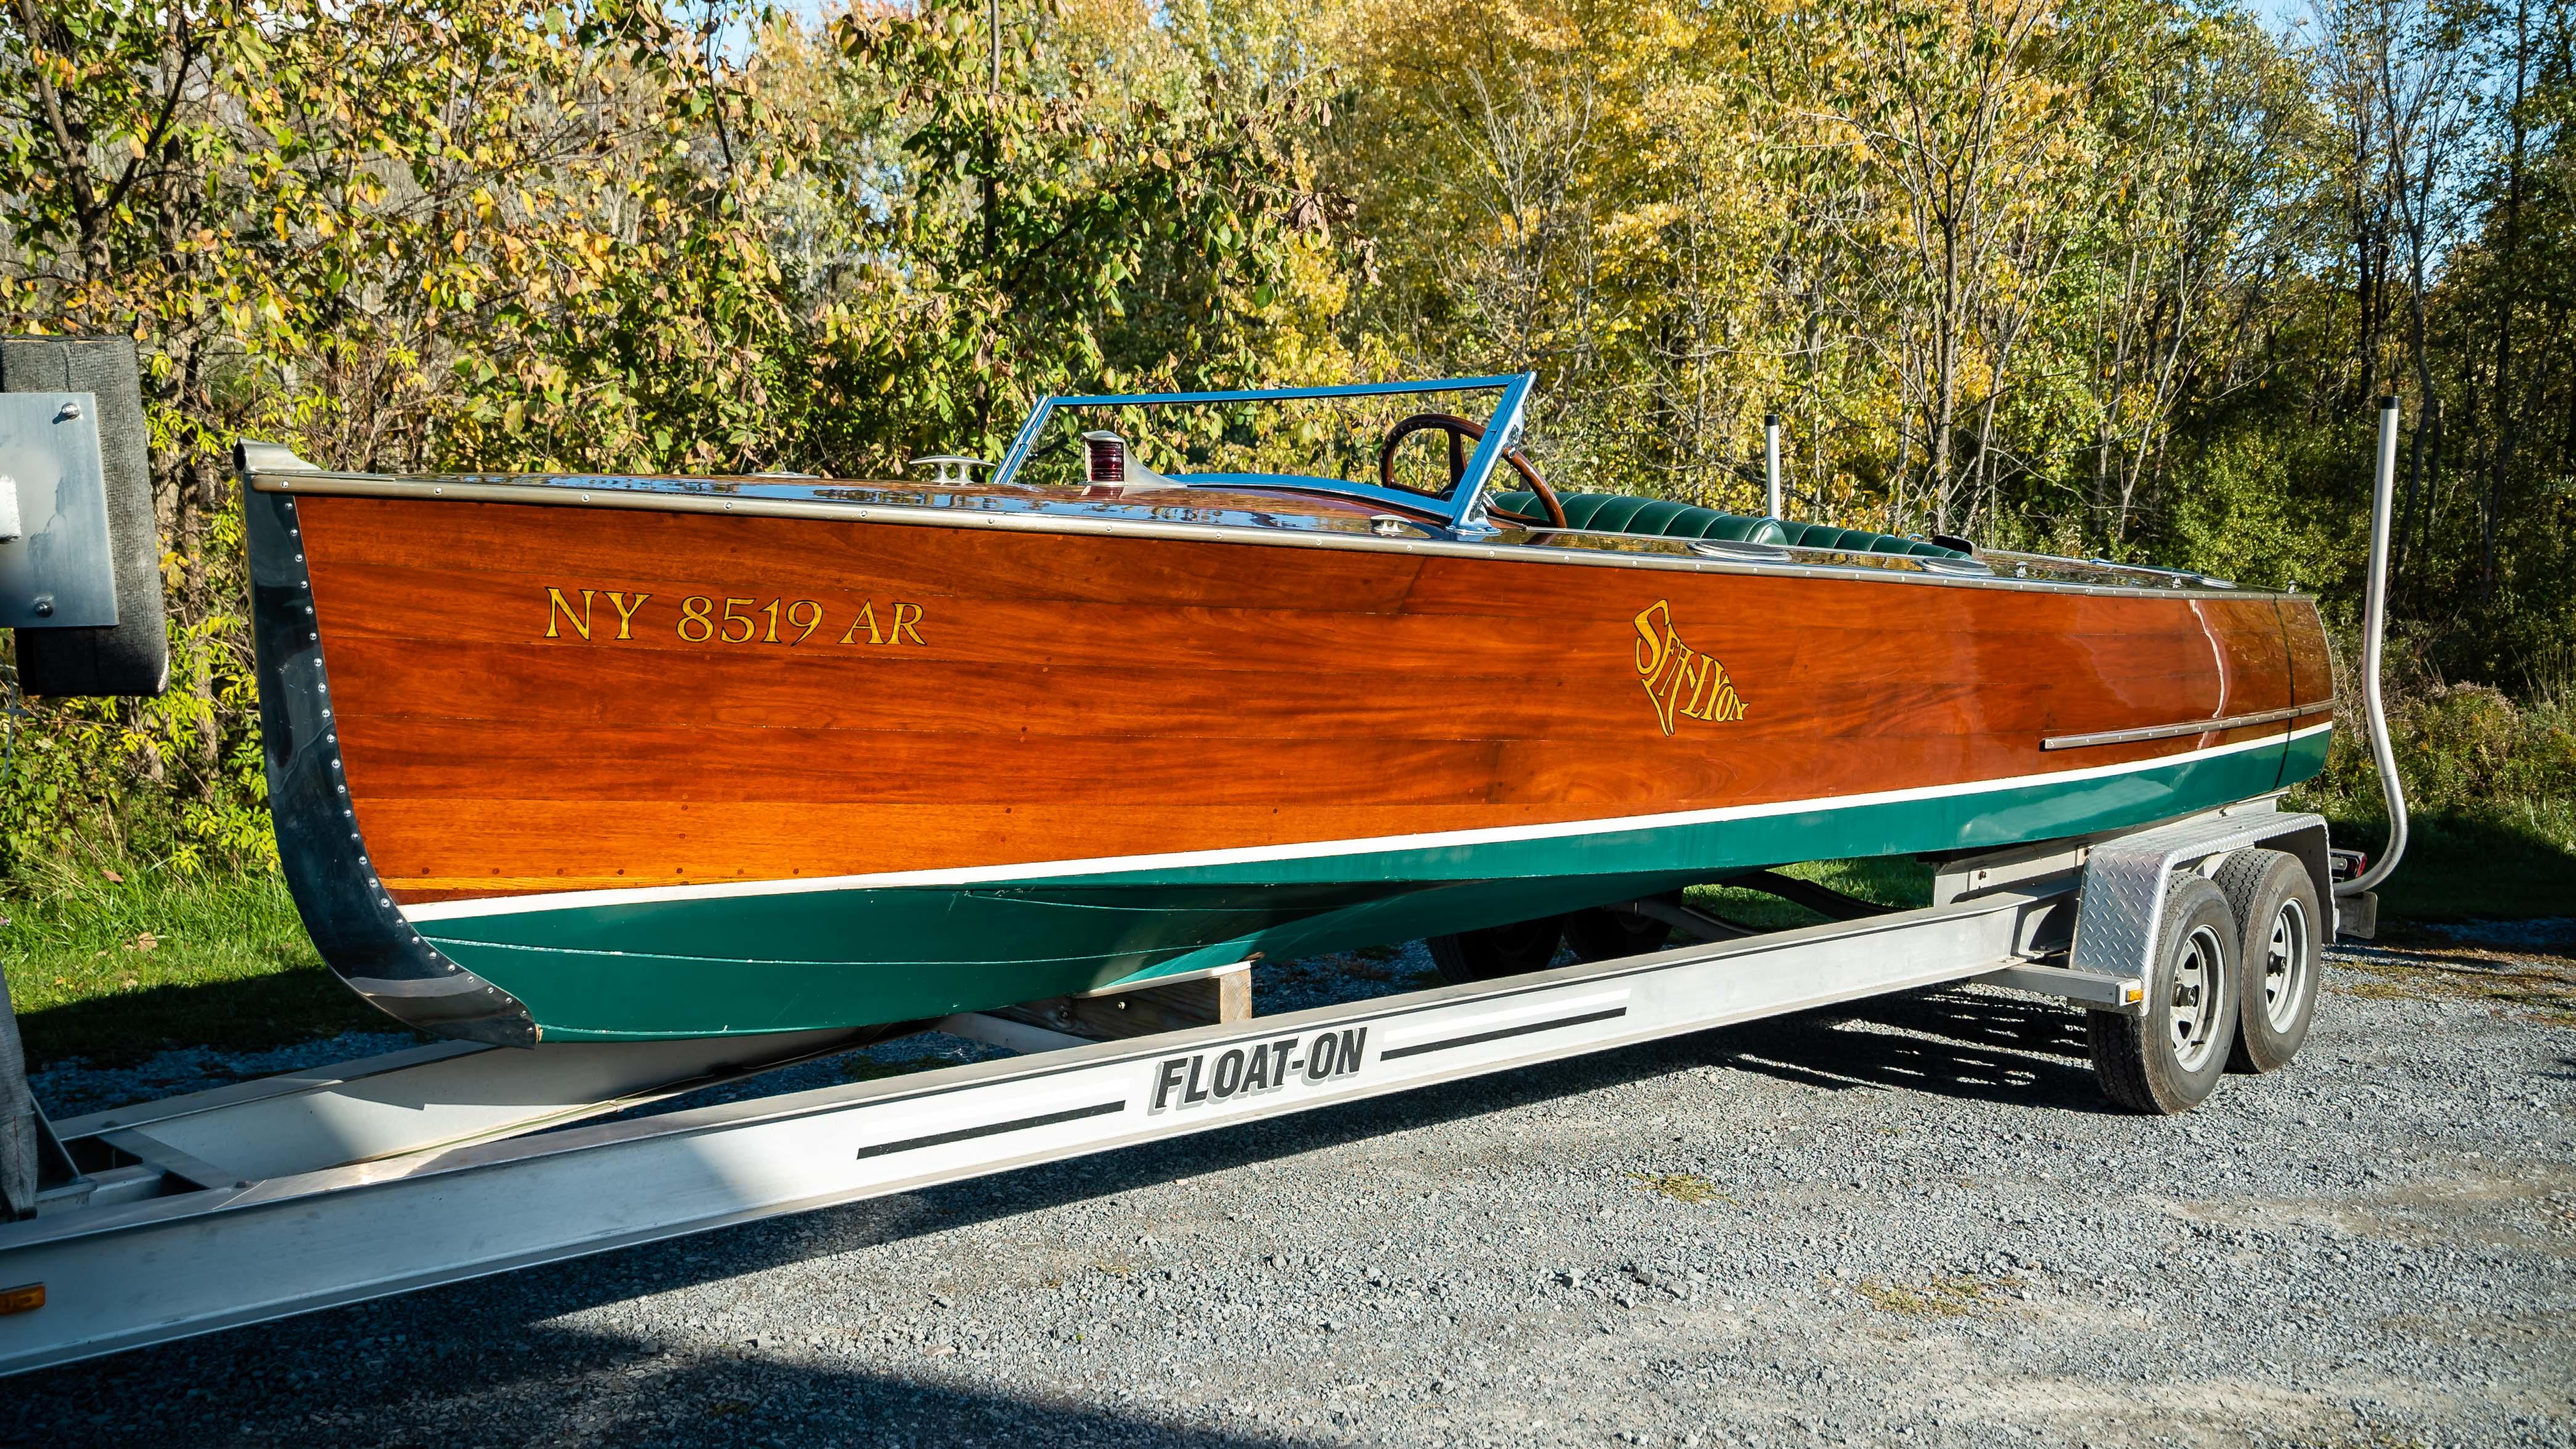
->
[2, 0, 2570, 876]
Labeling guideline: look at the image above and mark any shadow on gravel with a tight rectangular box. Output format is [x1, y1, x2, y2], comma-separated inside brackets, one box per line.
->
[4, 1316, 1315, 1448]
[5, 985, 2111, 1427]
[1701, 988, 2118, 1115]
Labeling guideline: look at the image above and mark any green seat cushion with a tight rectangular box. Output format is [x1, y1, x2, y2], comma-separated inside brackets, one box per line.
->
[1487, 490, 1965, 558]
[1491, 492, 1789, 546]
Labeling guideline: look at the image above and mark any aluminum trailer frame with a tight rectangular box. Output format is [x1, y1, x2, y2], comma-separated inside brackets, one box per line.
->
[0, 807, 2332, 1377]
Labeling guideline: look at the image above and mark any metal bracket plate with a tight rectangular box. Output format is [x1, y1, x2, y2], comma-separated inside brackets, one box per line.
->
[0, 393, 119, 628]
[2066, 811, 2333, 1012]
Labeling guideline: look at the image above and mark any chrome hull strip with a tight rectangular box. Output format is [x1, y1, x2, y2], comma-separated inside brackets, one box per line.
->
[2042, 702, 2336, 752]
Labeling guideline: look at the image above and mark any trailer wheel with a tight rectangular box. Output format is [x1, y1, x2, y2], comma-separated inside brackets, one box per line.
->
[1428, 916, 1566, 983]
[2087, 874, 2241, 1114]
[1563, 905, 1671, 963]
[2215, 849, 2320, 1073]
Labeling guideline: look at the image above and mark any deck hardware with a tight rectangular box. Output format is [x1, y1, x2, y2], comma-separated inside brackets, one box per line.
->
[907, 456, 996, 485]
[1763, 413, 1783, 518]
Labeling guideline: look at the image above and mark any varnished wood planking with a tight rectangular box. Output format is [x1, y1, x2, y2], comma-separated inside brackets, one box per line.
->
[306, 497, 1431, 614]
[288, 493, 2316, 901]
[303, 546, 2268, 747]
[312, 631, 2250, 778]
[2281, 602, 2337, 713]
[355, 725, 2292, 895]
[351, 701, 2266, 813]
[301, 548, 2293, 710]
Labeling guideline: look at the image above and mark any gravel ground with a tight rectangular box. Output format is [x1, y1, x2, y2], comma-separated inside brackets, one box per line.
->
[9, 926, 2575, 1448]
[28, 1029, 426, 1119]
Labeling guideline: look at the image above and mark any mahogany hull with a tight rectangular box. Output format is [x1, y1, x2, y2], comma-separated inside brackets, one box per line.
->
[245, 479, 2334, 1043]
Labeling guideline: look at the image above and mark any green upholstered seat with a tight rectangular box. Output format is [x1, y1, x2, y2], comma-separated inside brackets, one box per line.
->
[1490, 491, 1789, 544]
[1489, 491, 1968, 558]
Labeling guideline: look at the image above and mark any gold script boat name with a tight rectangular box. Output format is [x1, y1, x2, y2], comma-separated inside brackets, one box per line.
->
[541, 588, 928, 647]
[1632, 600, 1746, 736]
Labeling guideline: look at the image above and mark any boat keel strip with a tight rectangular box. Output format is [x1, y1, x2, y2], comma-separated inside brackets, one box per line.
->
[0, 811, 2330, 1375]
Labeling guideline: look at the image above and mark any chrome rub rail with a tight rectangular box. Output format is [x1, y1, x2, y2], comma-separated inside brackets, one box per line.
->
[2042, 701, 2337, 752]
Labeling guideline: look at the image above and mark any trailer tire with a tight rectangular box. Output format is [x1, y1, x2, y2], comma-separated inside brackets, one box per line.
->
[1563, 905, 1670, 963]
[2088, 874, 2241, 1114]
[2215, 848, 2320, 1073]
[1428, 916, 1565, 983]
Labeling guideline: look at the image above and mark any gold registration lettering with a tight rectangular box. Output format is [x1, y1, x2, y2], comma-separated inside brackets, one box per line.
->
[605, 590, 652, 639]
[1630, 599, 1748, 736]
[545, 587, 595, 641]
[542, 587, 931, 650]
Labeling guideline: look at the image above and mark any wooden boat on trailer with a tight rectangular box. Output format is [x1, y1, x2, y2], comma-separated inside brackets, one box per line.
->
[234, 374, 2334, 1047]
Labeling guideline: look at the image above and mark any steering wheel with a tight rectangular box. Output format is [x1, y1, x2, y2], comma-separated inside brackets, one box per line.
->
[1377, 413, 1568, 530]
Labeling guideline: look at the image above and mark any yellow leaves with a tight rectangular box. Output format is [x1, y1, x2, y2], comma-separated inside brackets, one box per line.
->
[1495, 0, 1584, 54]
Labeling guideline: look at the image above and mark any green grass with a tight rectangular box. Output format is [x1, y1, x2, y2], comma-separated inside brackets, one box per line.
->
[2286, 682, 2576, 920]
[2321, 804, 2576, 921]
[1, 865, 391, 1069]
[1684, 856, 1935, 932]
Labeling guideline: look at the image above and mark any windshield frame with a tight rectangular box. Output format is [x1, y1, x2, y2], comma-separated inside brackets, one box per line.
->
[989, 374, 1536, 532]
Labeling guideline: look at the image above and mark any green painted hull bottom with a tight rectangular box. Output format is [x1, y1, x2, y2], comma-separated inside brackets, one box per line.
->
[420, 733, 2325, 1041]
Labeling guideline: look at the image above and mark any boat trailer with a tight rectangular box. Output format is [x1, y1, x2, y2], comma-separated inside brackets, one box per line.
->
[0, 341, 2410, 1376]
[0, 802, 2355, 1376]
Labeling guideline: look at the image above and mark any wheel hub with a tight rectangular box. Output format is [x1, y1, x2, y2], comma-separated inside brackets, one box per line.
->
[2260, 898, 2310, 1032]
[2167, 922, 2226, 1072]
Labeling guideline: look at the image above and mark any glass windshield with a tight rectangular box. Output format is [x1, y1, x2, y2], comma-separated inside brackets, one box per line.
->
[999, 380, 1519, 503]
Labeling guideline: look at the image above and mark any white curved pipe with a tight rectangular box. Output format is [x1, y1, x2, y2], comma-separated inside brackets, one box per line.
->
[2339, 396, 2408, 897]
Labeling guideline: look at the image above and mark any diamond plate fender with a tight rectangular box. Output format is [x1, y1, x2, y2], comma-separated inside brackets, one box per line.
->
[2068, 811, 2333, 1016]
